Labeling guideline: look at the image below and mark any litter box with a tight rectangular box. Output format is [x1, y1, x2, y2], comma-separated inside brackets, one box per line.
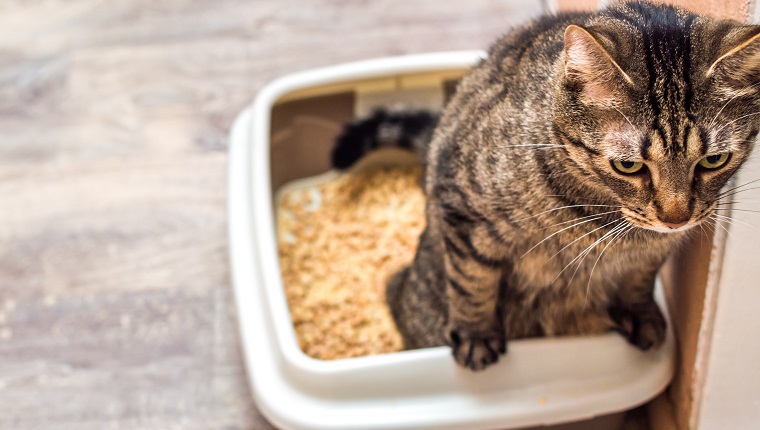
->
[227, 51, 675, 430]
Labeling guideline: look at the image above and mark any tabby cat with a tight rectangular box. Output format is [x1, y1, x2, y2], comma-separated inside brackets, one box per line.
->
[332, 1, 760, 371]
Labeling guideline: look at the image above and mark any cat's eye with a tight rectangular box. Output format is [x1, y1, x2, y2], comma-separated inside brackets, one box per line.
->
[611, 160, 645, 174]
[698, 153, 730, 170]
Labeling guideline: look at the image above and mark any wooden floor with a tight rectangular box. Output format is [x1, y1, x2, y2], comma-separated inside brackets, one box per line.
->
[0, 1, 544, 428]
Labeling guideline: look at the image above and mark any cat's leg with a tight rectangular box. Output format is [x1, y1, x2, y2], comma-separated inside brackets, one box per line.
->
[608, 267, 666, 350]
[438, 218, 509, 371]
[386, 228, 449, 349]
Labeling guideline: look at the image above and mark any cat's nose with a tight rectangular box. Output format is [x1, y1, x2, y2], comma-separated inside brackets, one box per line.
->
[657, 213, 689, 229]
[656, 199, 691, 229]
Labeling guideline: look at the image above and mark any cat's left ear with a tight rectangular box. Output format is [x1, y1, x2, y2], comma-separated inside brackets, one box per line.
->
[706, 25, 760, 92]
[564, 24, 633, 107]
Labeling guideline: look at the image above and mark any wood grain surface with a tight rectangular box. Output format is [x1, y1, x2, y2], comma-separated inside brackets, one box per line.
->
[0, 1, 543, 428]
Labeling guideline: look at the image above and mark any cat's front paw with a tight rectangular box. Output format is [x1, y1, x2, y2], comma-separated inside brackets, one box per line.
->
[447, 327, 507, 371]
[609, 301, 666, 350]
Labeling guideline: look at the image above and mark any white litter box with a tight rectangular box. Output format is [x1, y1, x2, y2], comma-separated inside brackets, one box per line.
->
[227, 51, 675, 430]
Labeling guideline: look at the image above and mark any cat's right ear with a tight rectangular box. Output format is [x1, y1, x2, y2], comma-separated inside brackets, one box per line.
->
[706, 25, 760, 95]
[563, 24, 633, 107]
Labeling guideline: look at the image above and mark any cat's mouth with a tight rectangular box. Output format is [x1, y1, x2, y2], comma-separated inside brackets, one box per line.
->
[619, 209, 700, 234]
[643, 222, 697, 234]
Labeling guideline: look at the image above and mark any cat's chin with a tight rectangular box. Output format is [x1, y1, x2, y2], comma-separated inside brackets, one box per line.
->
[642, 223, 697, 234]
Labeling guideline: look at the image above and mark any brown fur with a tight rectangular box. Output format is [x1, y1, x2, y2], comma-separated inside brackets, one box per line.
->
[336, 2, 760, 371]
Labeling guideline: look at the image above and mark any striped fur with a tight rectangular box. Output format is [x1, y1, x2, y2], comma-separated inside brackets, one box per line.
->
[336, 2, 760, 371]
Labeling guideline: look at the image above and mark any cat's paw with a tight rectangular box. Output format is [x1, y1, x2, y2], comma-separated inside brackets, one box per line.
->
[609, 301, 666, 350]
[447, 328, 507, 371]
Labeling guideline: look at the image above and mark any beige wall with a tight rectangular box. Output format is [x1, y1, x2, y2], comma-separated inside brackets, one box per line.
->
[660, 0, 747, 20]
[555, 0, 746, 19]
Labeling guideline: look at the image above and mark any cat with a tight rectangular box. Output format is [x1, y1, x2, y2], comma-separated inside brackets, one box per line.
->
[331, 1, 760, 371]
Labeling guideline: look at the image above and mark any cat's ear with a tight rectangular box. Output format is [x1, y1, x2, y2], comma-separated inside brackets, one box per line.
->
[564, 24, 633, 107]
[706, 26, 760, 93]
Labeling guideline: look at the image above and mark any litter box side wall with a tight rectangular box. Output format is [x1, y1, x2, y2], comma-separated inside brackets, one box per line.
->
[252, 52, 485, 379]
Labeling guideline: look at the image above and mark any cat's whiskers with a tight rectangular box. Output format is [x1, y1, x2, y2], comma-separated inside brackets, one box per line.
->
[515, 204, 621, 222]
[709, 137, 759, 155]
[716, 186, 760, 201]
[583, 221, 634, 308]
[620, 210, 649, 226]
[496, 144, 564, 149]
[611, 106, 635, 130]
[705, 140, 758, 158]
[714, 111, 760, 136]
[540, 209, 621, 230]
[714, 207, 760, 215]
[716, 198, 760, 205]
[711, 212, 760, 233]
[720, 177, 760, 190]
[544, 218, 624, 284]
[522, 212, 619, 258]
[708, 214, 734, 237]
[553, 218, 627, 288]
[696, 218, 717, 240]
[609, 107, 645, 147]
[708, 81, 760, 130]
[541, 194, 613, 204]
[705, 219, 719, 238]
[694, 221, 710, 245]
[714, 178, 760, 201]
[721, 137, 759, 146]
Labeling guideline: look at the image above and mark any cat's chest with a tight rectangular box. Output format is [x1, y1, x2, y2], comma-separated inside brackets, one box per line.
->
[510, 232, 640, 294]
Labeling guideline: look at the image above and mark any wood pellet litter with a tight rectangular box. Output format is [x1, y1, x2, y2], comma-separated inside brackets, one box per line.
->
[276, 165, 425, 360]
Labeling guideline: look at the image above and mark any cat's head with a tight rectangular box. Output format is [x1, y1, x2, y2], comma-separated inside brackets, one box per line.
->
[553, 2, 760, 233]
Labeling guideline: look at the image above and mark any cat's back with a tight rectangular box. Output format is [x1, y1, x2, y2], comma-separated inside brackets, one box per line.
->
[426, 11, 593, 198]
[488, 12, 588, 80]
[449, 11, 591, 115]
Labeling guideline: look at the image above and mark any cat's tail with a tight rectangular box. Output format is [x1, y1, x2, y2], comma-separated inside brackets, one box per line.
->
[330, 108, 440, 169]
